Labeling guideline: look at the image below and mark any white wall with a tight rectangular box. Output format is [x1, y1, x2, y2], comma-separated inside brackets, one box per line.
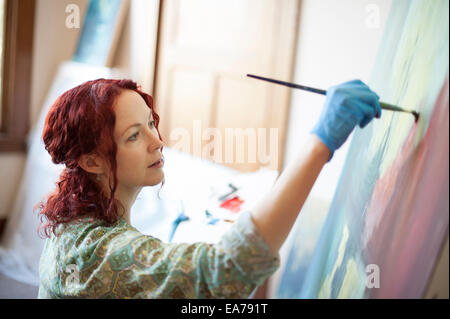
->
[114, 0, 160, 94]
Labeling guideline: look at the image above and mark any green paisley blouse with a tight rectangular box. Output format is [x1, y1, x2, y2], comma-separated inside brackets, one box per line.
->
[38, 211, 280, 298]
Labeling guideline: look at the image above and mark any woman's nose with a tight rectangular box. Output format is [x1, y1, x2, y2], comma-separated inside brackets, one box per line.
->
[147, 129, 164, 152]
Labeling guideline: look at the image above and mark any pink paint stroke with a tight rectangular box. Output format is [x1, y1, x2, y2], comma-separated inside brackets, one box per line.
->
[363, 77, 449, 298]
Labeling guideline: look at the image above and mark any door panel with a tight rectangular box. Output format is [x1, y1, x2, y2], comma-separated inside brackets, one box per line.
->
[154, 0, 299, 172]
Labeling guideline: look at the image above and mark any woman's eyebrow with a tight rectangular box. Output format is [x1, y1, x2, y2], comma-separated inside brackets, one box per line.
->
[122, 113, 153, 136]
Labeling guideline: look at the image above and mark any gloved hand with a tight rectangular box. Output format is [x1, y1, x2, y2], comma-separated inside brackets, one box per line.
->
[311, 79, 381, 161]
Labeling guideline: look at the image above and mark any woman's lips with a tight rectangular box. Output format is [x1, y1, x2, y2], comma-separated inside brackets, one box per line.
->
[148, 158, 163, 168]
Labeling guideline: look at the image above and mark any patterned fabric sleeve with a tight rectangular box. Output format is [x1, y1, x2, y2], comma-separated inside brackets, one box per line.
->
[113, 210, 280, 298]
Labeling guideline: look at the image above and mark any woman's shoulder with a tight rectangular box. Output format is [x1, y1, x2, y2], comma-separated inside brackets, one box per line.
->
[54, 214, 134, 242]
[50, 214, 163, 255]
[39, 215, 163, 298]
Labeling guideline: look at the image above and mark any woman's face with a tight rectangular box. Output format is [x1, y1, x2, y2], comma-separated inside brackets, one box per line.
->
[112, 90, 164, 188]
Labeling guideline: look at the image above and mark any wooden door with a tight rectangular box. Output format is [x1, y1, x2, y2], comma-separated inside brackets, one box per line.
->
[154, 0, 299, 172]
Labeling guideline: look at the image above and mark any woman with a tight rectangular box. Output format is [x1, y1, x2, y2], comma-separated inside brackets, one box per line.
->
[36, 78, 380, 298]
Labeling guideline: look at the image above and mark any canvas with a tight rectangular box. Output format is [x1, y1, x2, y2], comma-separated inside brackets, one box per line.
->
[277, 0, 449, 298]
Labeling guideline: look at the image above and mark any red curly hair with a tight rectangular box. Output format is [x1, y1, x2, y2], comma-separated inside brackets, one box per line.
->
[35, 79, 162, 238]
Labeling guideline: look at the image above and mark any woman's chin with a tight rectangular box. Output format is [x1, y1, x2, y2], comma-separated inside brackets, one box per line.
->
[146, 169, 165, 186]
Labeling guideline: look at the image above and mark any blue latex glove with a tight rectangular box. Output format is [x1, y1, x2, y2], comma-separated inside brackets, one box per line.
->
[311, 79, 381, 161]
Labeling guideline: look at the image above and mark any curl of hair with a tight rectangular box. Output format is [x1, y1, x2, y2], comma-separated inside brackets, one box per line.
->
[35, 79, 163, 238]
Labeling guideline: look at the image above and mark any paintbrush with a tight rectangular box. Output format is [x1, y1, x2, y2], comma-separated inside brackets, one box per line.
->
[246, 73, 420, 122]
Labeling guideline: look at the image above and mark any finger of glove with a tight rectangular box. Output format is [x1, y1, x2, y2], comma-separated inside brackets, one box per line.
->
[342, 79, 366, 88]
[347, 88, 381, 118]
[356, 102, 378, 128]
[375, 97, 382, 118]
[340, 80, 381, 102]
[339, 96, 375, 125]
[328, 79, 366, 94]
[340, 80, 374, 93]
[345, 85, 379, 102]
[360, 116, 372, 128]
[326, 86, 378, 125]
[360, 91, 381, 118]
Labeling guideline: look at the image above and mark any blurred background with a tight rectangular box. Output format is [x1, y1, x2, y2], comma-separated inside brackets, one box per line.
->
[0, 0, 446, 299]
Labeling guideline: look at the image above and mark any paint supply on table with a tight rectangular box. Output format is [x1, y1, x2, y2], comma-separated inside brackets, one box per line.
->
[168, 212, 190, 242]
[219, 196, 244, 213]
[218, 183, 239, 201]
[168, 200, 190, 242]
[205, 210, 220, 225]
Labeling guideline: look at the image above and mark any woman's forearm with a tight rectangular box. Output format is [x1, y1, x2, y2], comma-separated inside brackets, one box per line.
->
[250, 79, 381, 254]
[250, 134, 330, 253]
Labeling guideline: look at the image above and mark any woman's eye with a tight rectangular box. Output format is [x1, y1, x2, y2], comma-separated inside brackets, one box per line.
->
[128, 121, 154, 141]
[128, 132, 139, 141]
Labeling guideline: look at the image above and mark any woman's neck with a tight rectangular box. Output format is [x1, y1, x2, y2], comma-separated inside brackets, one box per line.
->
[116, 186, 142, 224]
[100, 180, 142, 225]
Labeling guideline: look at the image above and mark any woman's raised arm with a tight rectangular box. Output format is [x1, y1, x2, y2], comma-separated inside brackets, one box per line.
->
[250, 79, 382, 253]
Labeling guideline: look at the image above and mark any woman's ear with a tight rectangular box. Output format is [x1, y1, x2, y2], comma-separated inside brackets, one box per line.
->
[78, 153, 106, 175]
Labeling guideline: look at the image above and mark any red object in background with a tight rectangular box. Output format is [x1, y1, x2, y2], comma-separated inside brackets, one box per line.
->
[220, 196, 244, 213]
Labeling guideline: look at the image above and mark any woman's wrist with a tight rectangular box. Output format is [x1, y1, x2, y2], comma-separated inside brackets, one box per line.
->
[308, 134, 332, 164]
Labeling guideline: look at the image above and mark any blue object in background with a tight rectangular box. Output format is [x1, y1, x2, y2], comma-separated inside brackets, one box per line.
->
[168, 212, 190, 243]
[168, 201, 190, 243]
[73, 0, 123, 65]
